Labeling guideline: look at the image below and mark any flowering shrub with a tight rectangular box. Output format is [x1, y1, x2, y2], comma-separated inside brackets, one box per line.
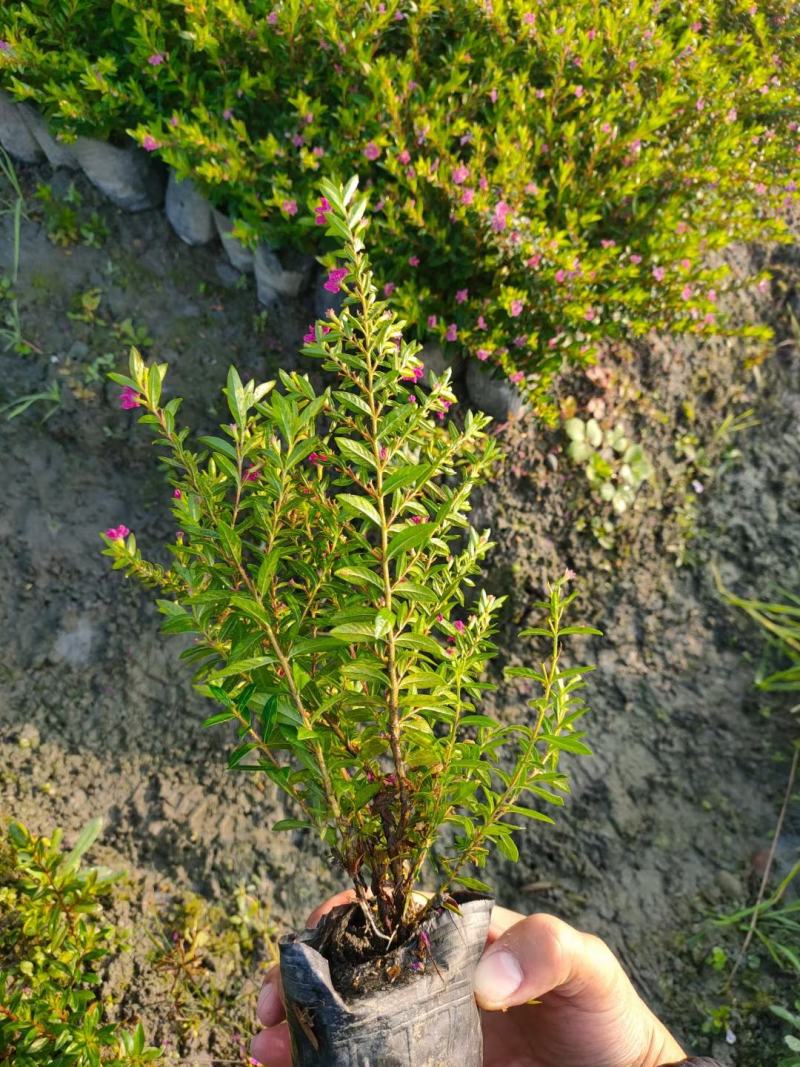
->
[102, 179, 597, 938]
[2, 1, 798, 410]
[0, 818, 161, 1066]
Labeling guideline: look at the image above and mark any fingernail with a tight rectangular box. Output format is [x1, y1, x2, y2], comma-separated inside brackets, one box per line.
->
[257, 981, 277, 1021]
[473, 948, 524, 1008]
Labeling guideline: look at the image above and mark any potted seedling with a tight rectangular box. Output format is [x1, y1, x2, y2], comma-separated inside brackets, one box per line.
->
[102, 178, 597, 1067]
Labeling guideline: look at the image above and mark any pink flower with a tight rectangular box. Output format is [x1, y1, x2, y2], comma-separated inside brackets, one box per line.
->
[584, 307, 597, 321]
[408, 394, 417, 403]
[142, 135, 160, 152]
[600, 121, 612, 134]
[725, 108, 737, 123]
[0, 41, 10, 53]
[548, 337, 559, 349]
[243, 465, 260, 482]
[427, 315, 438, 329]
[364, 142, 381, 161]
[452, 165, 469, 185]
[291, 133, 304, 147]
[445, 323, 458, 342]
[574, 85, 584, 98]
[629, 254, 642, 264]
[513, 335, 526, 348]
[408, 255, 420, 267]
[527, 254, 541, 269]
[523, 11, 535, 24]
[681, 284, 693, 301]
[324, 267, 348, 293]
[652, 266, 666, 282]
[223, 108, 235, 121]
[479, 176, 489, 191]
[303, 323, 332, 344]
[489, 89, 498, 103]
[282, 199, 298, 216]
[587, 28, 597, 40]
[411, 515, 422, 524]
[454, 619, 465, 632]
[267, 10, 278, 24]
[476, 348, 490, 361]
[525, 182, 539, 195]
[461, 187, 475, 206]
[384, 282, 396, 297]
[455, 289, 468, 304]
[601, 239, 616, 249]
[554, 269, 566, 284]
[105, 525, 130, 540]
[172, 488, 182, 499]
[509, 299, 523, 317]
[312, 146, 325, 158]
[695, 98, 705, 112]
[148, 53, 165, 66]
[307, 452, 328, 465]
[314, 197, 332, 226]
[703, 312, 716, 325]
[675, 221, 689, 234]
[476, 315, 488, 330]
[119, 386, 141, 410]
[398, 149, 411, 164]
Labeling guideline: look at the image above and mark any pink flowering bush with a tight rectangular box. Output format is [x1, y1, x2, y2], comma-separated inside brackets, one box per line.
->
[3, 1, 798, 411]
[100, 180, 596, 937]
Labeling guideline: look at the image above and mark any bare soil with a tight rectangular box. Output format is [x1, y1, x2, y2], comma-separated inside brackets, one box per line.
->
[0, 164, 797, 1065]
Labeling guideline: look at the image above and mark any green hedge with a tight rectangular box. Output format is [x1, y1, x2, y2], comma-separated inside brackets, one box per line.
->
[1, 1, 798, 411]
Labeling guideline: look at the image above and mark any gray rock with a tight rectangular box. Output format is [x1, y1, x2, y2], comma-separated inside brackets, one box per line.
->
[0, 89, 44, 163]
[465, 359, 526, 421]
[254, 243, 315, 306]
[165, 170, 215, 245]
[52, 615, 96, 667]
[23, 107, 79, 169]
[420, 341, 464, 384]
[213, 208, 255, 273]
[215, 261, 242, 289]
[73, 136, 165, 211]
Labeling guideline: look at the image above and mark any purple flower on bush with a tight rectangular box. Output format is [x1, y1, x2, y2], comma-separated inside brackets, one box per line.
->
[629, 253, 642, 264]
[267, 10, 278, 24]
[0, 41, 10, 52]
[282, 199, 298, 216]
[383, 282, 396, 297]
[488, 89, 498, 103]
[105, 525, 130, 540]
[461, 187, 475, 206]
[451, 164, 469, 185]
[291, 133, 304, 147]
[427, 314, 437, 328]
[445, 323, 458, 342]
[223, 108, 234, 121]
[402, 365, 424, 384]
[324, 268, 348, 294]
[476, 315, 488, 330]
[509, 299, 523, 317]
[172, 488, 182, 499]
[584, 307, 597, 321]
[411, 515, 423, 523]
[315, 197, 332, 225]
[574, 85, 584, 98]
[148, 53, 165, 66]
[681, 284, 693, 301]
[652, 265, 666, 282]
[408, 255, 420, 267]
[398, 149, 411, 165]
[119, 386, 141, 409]
[453, 619, 466, 632]
[455, 288, 468, 304]
[364, 142, 381, 161]
[303, 323, 332, 344]
[142, 135, 160, 152]
[476, 348, 490, 361]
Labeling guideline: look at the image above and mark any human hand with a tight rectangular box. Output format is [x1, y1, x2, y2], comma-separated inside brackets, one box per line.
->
[250, 893, 687, 1067]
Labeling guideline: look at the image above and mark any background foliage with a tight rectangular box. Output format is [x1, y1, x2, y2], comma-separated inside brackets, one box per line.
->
[1, 1, 798, 411]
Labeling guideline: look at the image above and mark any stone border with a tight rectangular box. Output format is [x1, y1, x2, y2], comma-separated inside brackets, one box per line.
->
[0, 92, 523, 420]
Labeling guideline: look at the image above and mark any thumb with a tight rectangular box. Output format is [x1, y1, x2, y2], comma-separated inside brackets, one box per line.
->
[473, 912, 627, 1011]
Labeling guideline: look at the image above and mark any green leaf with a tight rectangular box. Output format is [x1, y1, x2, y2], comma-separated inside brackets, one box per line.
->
[452, 874, 493, 893]
[387, 522, 434, 560]
[335, 437, 377, 469]
[64, 818, 103, 869]
[203, 709, 238, 727]
[272, 818, 312, 831]
[338, 493, 382, 526]
[374, 607, 395, 639]
[335, 565, 384, 590]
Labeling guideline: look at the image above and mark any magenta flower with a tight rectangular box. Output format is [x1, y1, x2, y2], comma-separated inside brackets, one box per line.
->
[411, 515, 422, 524]
[461, 187, 475, 206]
[364, 142, 381, 161]
[548, 337, 559, 349]
[142, 135, 160, 152]
[408, 394, 417, 404]
[402, 365, 424, 384]
[148, 53, 165, 66]
[307, 452, 328, 465]
[267, 10, 278, 24]
[725, 108, 738, 123]
[488, 89, 498, 103]
[0, 41, 10, 52]
[600, 121, 612, 134]
[445, 323, 458, 342]
[509, 371, 525, 384]
[105, 524, 130, 540]
[554, 269, 566, 284]
[313, 146, 325, 158]
[476, 348, 490, 361]
[455, 289, 468, 304]
[601, 239, 616, 249]
[408, 255, 420, 267]
[629, 253, 642, 264]
[587, 28, 597, 40]
[509, 300, 523, 317]
[652, 265, 666, 282]
[525, 182, 539, 195]
[704, 312, 716, 325]
[303, 323, 332, 344]
[574, 85, 584, 98]
[282, 199, 298, 216]
[513, 335, 526, 348]
[476, 315, 488, 330]
[291, 133, 304, 147]
[584, 307, 597, 321]
[527, 254, 541, 269]
[383, 282, 396, 297]
[223, 108, 234, 121]
[243, 466, 260, 482]
[675, 221, 689, 234]
[681, 284, 693, 301]
[454, 619, 466, 632]
[324, 267, 348, 294]
[451, 164, 469, 185]
[398, 149, 411, 165]
[119, 386, 141, 410]
[427, 314, 438, 329]
[522, 11, 535, 24]
[172, 488, 182, 499]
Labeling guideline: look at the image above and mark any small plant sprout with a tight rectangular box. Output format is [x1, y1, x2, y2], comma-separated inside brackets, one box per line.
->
[564, 416, 653, 515]
[102, 178, 598, 942]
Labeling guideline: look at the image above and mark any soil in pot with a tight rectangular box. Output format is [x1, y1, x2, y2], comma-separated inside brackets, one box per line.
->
[279, 893, 493, 1067]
